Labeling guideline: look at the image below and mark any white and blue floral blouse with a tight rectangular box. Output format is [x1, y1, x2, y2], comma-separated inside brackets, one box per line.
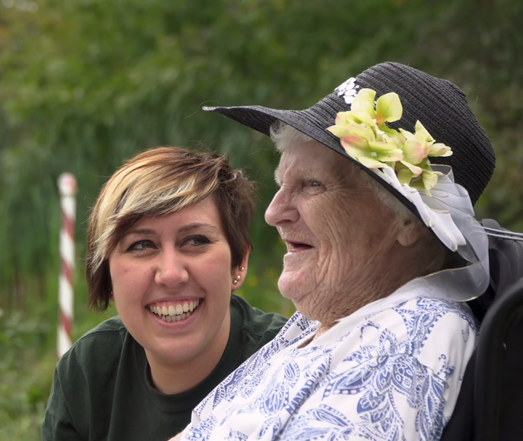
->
[180, 279, 478, 441]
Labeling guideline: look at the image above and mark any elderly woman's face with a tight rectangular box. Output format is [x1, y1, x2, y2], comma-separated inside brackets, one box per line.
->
[265, 140, 404, 324]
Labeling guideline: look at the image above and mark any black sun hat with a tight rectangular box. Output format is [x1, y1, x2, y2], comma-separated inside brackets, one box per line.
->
[203, 61, 495, 212]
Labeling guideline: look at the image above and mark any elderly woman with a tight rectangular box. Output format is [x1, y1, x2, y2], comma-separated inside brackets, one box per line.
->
[42, 147, 287, 441]
[172, 62, 495, 440]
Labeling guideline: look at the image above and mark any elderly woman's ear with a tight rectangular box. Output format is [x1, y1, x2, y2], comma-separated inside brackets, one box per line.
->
[396, 218, 427, 247]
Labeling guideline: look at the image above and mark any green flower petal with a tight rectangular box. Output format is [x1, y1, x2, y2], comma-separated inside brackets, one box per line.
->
[326, 125, 350, 139]
[358, 155, 386, 169]
[399, 128, 415, 141]
[400, 160, 423, 176]
[418, 157, 433, 171]
[397, 167, 415, 185]
[342, 143, 383, 169]
[414, 121, 435, 142]
[422, 170, 439, 193]
[348, 110, 375, 125]
[429, 142, 453, 157]
[328, 87, 454, 193]
[341, 136, 369, 152]
[368, 140, 402, 154]
[351, 88, 376, 117]
[345, 123, 376, 142]
[402, 139, 425, 164]
[376, 150, 404, 162]
[375, 92, 402, 125]
[333, 111, 353, 126]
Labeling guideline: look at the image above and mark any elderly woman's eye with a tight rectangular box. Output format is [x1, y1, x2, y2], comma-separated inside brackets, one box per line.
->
[305, 179, 323, 189]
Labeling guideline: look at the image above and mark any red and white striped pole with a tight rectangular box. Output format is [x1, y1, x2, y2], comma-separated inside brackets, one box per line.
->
[57, 173, 77, 358]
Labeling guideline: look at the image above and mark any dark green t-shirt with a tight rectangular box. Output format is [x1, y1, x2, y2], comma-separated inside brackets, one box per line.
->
[42, 295, 287, 441]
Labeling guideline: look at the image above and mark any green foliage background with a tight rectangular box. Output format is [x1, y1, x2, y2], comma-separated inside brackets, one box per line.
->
[0, 0, 522, 438]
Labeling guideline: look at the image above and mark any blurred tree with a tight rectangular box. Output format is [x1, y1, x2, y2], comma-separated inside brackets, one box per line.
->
[0, 0, 521, 321]
[405, 0, 523, 228]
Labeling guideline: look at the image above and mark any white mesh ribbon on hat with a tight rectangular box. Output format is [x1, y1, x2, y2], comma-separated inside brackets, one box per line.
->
[374, 164, 490, 302]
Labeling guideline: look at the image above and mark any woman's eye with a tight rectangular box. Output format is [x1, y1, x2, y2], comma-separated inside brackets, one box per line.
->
[183, 235, 211, 247]
[310, 180, 322, 187]
[126, 240, 155, 252]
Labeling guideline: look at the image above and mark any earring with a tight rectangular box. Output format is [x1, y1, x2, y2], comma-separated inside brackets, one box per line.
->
[240, 266, 245, 271]
[233, 274, 241, 285]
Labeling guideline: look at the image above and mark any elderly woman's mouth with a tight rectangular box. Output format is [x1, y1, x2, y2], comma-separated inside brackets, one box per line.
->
[285, 241, 313, 252]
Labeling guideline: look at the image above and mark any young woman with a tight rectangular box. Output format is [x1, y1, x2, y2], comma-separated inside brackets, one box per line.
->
[42, 146, 287, 441]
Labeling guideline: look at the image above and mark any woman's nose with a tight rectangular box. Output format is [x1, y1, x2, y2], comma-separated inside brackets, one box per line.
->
[154, 249, 189, 287]
[265, 187, 298, 226]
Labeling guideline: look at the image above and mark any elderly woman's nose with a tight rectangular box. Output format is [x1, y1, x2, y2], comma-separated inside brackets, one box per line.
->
[265, 188, 297, 226]
[154, 249, 189, 287]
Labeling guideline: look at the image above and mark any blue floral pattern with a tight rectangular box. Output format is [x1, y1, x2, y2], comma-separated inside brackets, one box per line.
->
[182, 295, 478, 441]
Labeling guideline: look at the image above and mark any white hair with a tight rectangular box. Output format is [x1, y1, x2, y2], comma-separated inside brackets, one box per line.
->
[270, 122, 313, 152]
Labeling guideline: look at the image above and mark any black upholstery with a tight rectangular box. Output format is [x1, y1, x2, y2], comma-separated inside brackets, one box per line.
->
[440, 220, 523, 441]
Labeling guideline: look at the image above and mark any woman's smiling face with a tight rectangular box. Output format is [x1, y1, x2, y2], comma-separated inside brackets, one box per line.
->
[265, 140, 404, 324]
[109, 197, 244, 384]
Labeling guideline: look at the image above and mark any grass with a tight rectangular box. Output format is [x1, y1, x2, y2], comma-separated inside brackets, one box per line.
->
[0, 311, 54, 441]
[0, 304, 116, 441]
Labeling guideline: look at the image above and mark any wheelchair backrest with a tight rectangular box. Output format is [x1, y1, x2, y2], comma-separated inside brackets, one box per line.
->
[441, 219, 523, 441]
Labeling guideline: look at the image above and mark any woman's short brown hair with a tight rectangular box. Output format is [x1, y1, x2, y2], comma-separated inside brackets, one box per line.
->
[86, 146, 255, 311]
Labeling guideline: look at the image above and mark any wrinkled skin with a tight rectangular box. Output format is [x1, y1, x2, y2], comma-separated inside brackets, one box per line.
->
[265, 140, 420, 333]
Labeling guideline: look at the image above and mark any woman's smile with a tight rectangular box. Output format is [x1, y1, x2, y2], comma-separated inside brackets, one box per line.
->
[147, 298, 201, 323]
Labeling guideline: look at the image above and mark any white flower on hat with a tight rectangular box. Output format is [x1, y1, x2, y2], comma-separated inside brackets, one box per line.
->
[334, 77, 359, 105]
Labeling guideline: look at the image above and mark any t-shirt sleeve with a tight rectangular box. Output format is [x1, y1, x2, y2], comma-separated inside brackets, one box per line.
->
[41, 360, 84, 441]
[41, 318, 127, 441]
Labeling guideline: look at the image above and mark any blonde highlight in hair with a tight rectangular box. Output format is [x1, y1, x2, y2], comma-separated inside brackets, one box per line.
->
[86, 146, 255, 311]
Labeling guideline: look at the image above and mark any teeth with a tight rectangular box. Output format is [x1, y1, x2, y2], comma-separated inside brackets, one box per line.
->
[148, 300, 200, 322]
